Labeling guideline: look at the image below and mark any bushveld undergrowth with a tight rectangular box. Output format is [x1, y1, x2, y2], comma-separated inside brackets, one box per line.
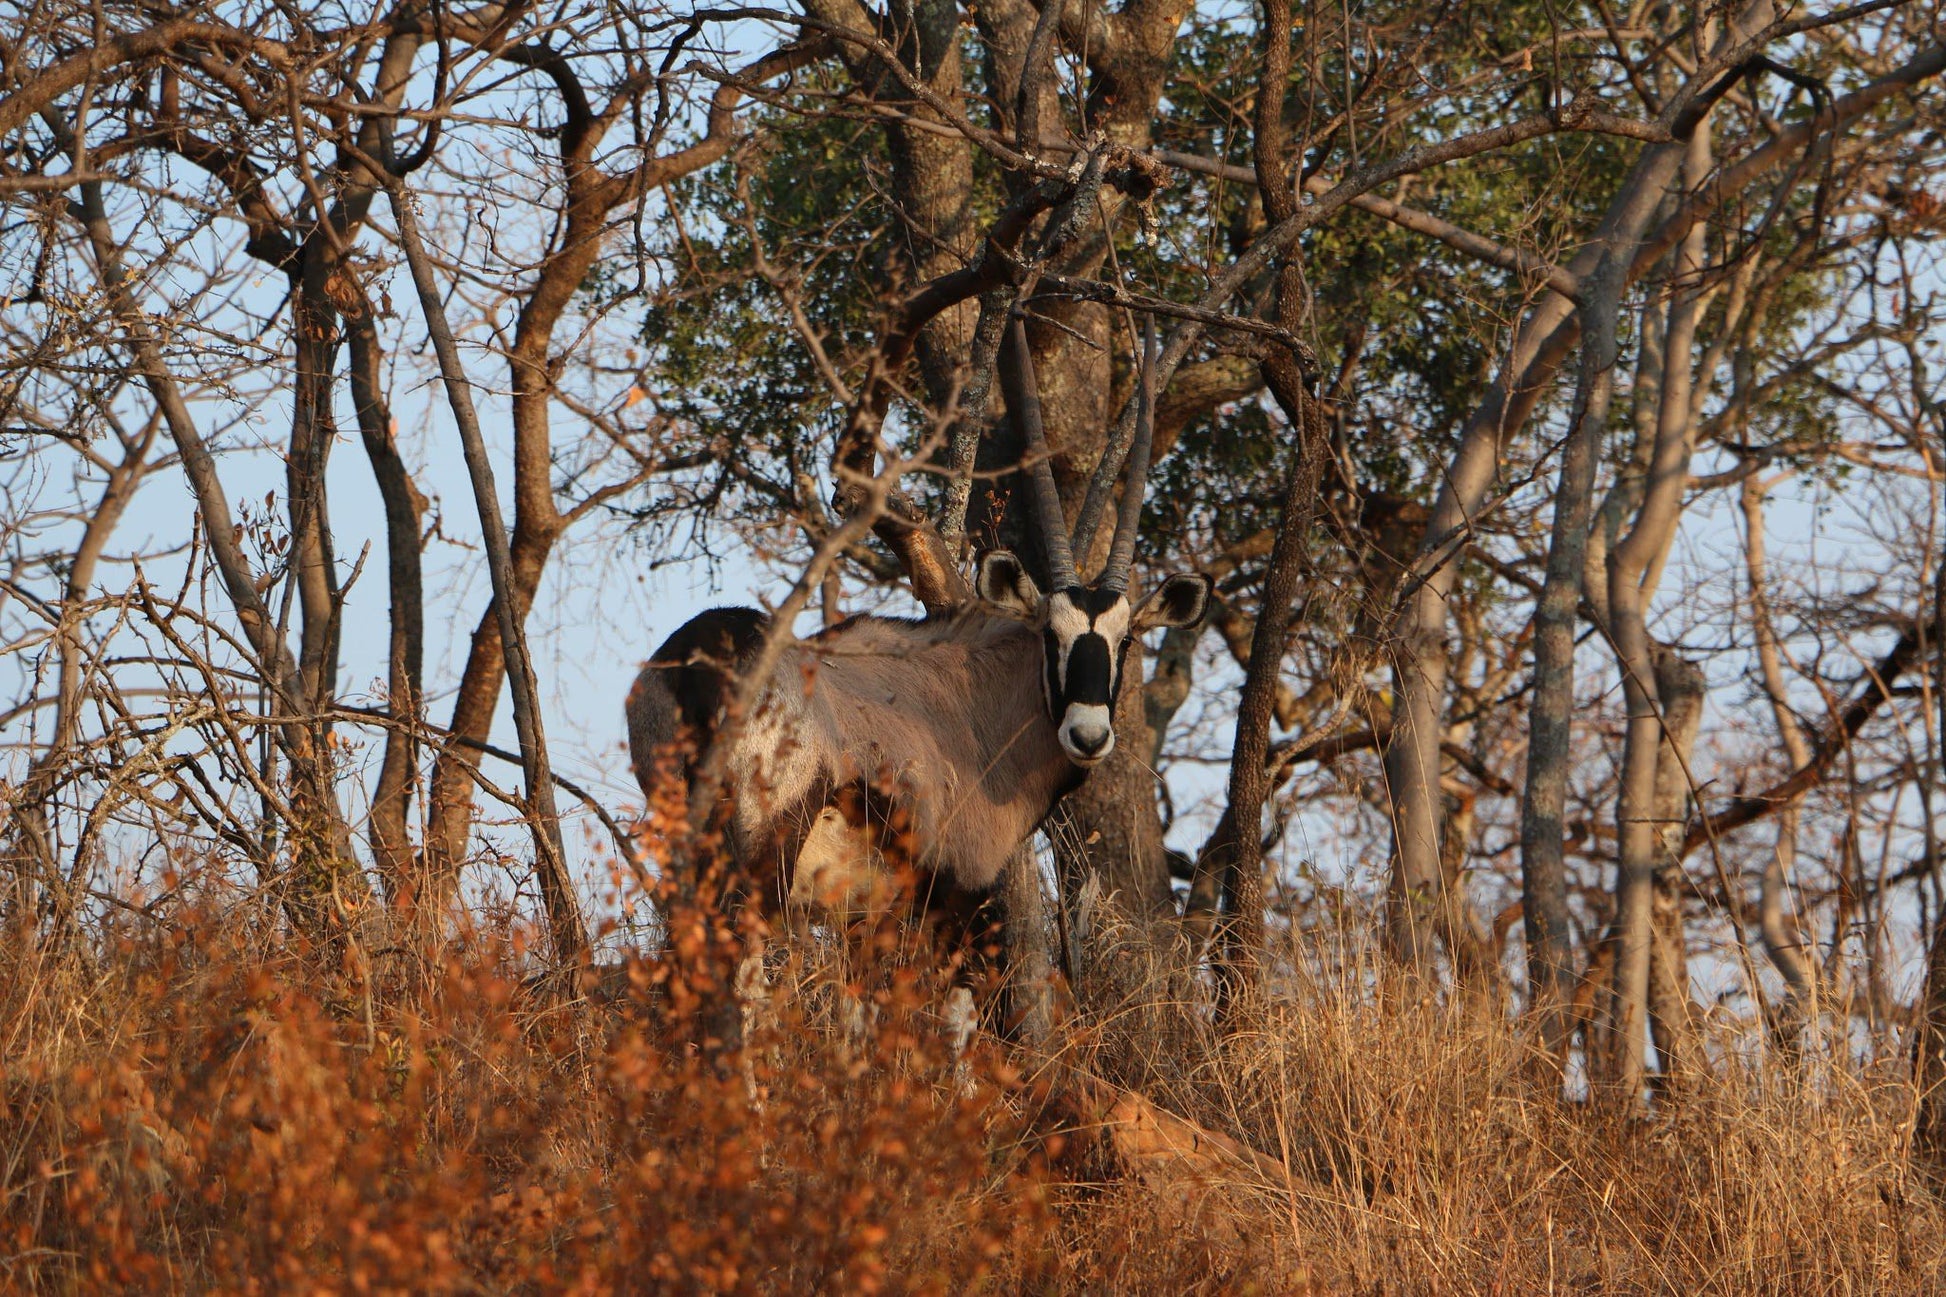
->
[4, 888, 1942, 1295]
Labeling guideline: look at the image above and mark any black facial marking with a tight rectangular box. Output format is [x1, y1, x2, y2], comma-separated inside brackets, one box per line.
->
[1064, 633, 1114, 706]
[1080, 586, 1126, 617]
[1039, 584, 1142, 729]
[1043, 627, 1062, 712]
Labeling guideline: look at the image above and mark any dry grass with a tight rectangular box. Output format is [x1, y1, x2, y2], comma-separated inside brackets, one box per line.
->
[4, 893, 1941, 1294]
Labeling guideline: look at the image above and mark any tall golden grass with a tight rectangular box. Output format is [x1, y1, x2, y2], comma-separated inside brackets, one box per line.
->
[4, 885, 1940, 1293]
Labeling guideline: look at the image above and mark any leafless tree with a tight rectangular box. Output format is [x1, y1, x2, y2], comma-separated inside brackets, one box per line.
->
[3, 0, 1946, 1141]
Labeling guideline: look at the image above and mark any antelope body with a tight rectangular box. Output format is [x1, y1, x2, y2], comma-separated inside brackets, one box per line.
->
[627, 318, 1209, 945]
[627, 602, 1074, 907]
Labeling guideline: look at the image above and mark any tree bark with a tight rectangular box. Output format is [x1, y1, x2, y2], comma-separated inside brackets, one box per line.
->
[1517, 201, 1632, 1051]
[1647, 647, 1705, 1088]
[347, 315, 427, 897]
[1741, 473, 1819, 1048]
[804, 0, 975, 406]
[1918, 906, 1946, 1185]
[389, 180, 589, 967]
[998, 843, 1056, 1047]
[1191, 0, 1328, 1011]
[1603, 122, 1713, 1101]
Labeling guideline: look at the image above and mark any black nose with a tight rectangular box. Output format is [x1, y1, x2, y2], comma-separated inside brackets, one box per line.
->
[1068, 720, 1111, 755]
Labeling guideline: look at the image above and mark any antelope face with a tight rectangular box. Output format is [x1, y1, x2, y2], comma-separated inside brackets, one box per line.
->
[977, 551, 1211, 767]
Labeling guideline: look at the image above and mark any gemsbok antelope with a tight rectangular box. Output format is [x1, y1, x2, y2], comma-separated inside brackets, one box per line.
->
[626, 319, 1210, 996]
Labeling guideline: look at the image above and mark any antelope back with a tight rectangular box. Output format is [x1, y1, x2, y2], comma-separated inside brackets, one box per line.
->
[628, 606, 1076, 895]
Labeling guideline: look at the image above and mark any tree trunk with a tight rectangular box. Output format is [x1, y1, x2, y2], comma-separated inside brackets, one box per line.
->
[414, 37, 784, 902]
[1518, 201, 1633, 1051]
[288, 244, 346, 718]
[1647, 647, 1705, 1088]
[1913, 469, 1946, 1178]
[1525, 136, 1681, 1074]
[347, 314, 427, 898]
[1602, 122, 1713, 1101]
[1203, 340, 1326, 1012]
[1741, 473, 1819, 1049]
[421, 135, 621, 893]
[998, 842, 1056, 1047]
[1382, 267, 1590, 969]
[1918, 898, 1946, 1184]
[391, 180, 589, 967]
[804, 0, 974, 407]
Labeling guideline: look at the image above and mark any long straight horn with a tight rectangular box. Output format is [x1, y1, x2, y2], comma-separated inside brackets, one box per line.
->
[1100, 315, 1157, 594]
[1001, 318, 1080, 591]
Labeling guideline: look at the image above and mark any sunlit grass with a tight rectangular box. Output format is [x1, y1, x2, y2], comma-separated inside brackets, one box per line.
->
[3, 876, 1940, 1293]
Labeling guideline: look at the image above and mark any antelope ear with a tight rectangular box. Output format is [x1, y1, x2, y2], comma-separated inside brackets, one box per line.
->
[1133, 573, 1212, 631]
[976, 549, 1042, 618]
